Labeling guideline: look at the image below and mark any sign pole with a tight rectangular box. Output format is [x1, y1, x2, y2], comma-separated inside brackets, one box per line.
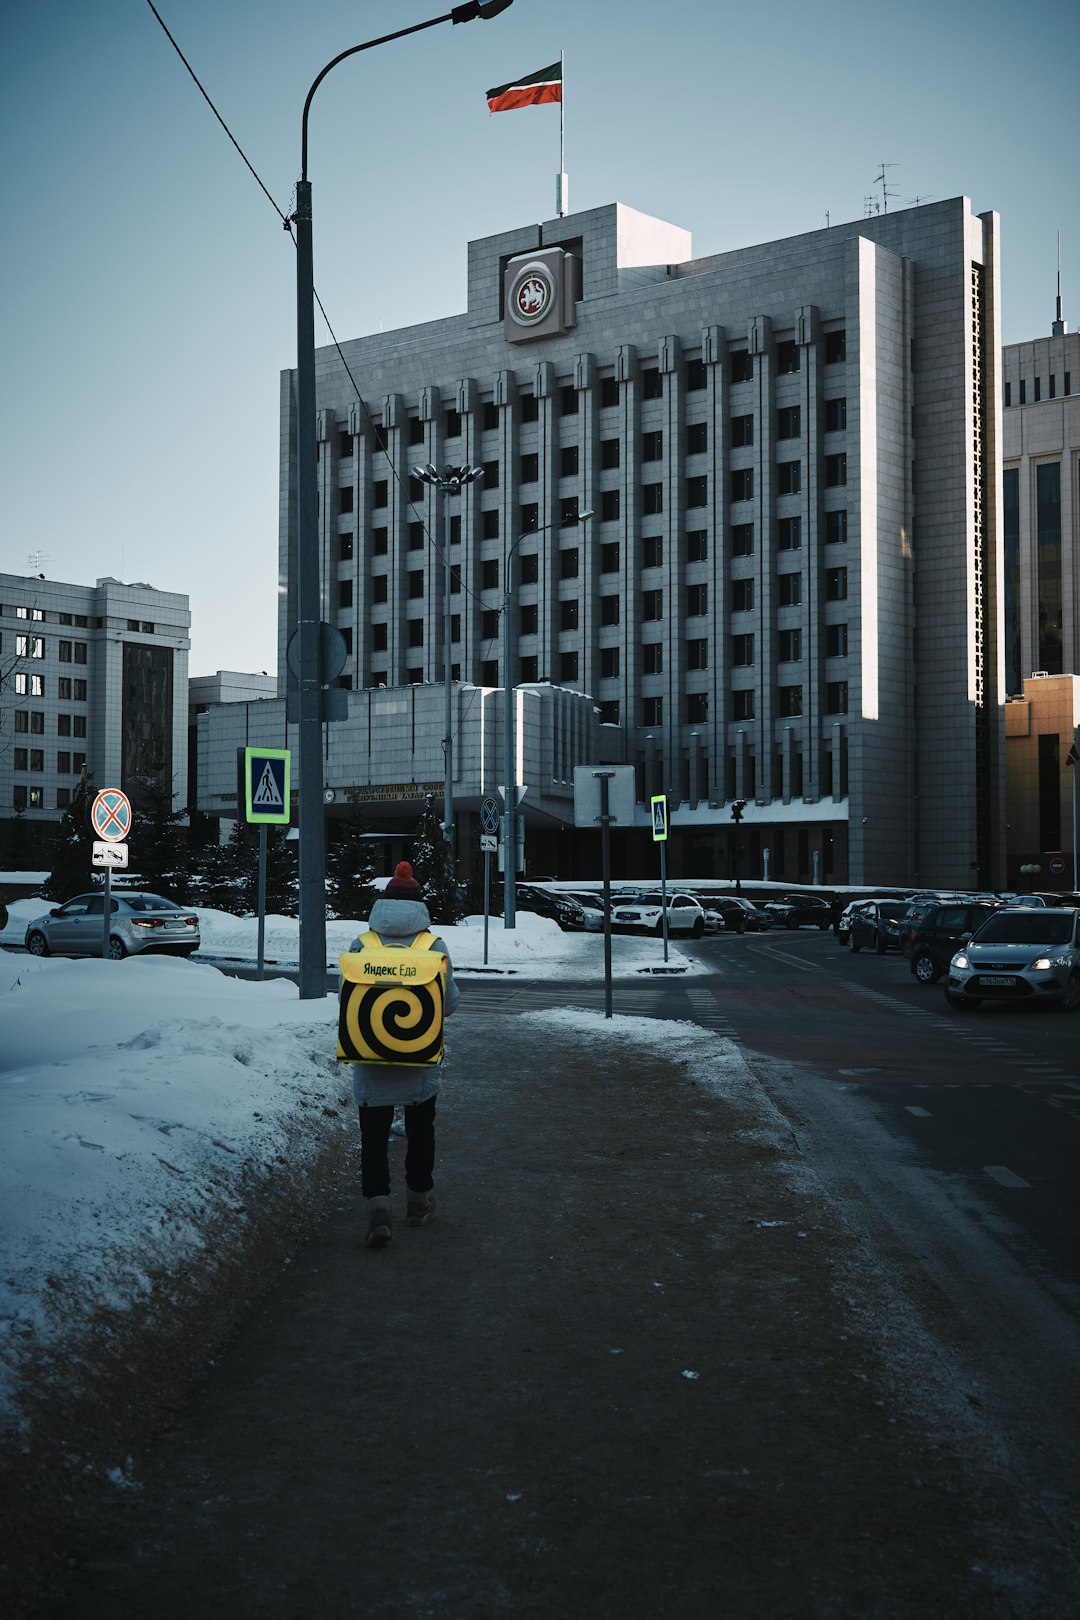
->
[103, 862, 111, 960]
[660, 838, 669, 963]
[596, 770, 614, 1020]
[483, 847, 491, 966]
[257, 824, 268, 982]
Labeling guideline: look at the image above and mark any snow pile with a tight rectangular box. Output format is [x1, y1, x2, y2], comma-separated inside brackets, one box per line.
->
[0, 955, 342, 1424]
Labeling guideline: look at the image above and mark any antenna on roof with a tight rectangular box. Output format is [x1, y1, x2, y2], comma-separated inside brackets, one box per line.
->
[873, 162, 898, 214]
[1052, 231, 1068, 336]
[27, 552, 52, 576]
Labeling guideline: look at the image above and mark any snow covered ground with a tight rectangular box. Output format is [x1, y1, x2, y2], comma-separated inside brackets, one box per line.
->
[0, 898, 707, 1427]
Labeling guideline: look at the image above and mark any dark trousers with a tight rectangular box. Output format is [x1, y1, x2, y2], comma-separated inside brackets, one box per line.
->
[359, 1096, 437, 1200]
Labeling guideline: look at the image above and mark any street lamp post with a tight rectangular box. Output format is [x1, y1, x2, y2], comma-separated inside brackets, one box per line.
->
[502, 510, 592, 928]
[289, 1, 513, 1000]
[410, 464, 485, 849]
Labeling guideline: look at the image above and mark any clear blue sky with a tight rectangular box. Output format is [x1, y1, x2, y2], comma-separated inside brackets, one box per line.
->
[4, 0, 1075, 677]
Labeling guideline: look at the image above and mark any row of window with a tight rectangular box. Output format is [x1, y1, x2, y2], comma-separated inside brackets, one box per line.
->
[1004, 372, 1072, 406]
[2, 607, 90, 626]
[330, 334, 849, 456]
[12, 748, 88, 773]
[7, 635, 90, 663]
[13, 711, 88, 735]
[11, 784, 80, 811]
[636, 683, 849, 725]
[13, 676, 88, 699]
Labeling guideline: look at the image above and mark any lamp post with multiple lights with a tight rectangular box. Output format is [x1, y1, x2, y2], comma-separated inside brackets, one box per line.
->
[410, 463, 485, 850]
[289, 1, 513, 999]
[501, 509, 593, 927]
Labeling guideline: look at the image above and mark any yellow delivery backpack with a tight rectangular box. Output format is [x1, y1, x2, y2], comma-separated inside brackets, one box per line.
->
[337, 930, 448, 1067]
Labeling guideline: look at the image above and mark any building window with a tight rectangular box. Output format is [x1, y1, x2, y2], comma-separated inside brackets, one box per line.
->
[73, 680, 86, 700]
[372, 576, 388, 603]
[779, 628, 801, 662]
[58, 640, 72, 662]
[73, 752, 86, 772]
[778, 572, 801, 607]
[1004, 381, 1012, 407]
[642, 589, 663, 622]
[340, 533, 354, 561]
[776, 340, 799, 374]
[600, 438, 620, 470]
[58, 714, 71, 736]
[778, 516, 801, 551]
[732, 689, 755, 720]
[826, 623, 848, 657]
[731, 578, 754, 612]
[642, 482, 663, 515]
[825, 397, 847, 432]
[731, 468, 754, 502]
[777, 406, 800, 439]
[1049, 375, 1056, 399]
[339, 486, 354, 514]
[825, 330, 846, 364]
[687, 530, 707, 562]
[686, 692, 708, 722]
[779, 685, 803, 717]
[687, 421, 708, 454]
[560, 385, 578, 416]
[479, 559, 498, 590]
[57, 788, 71, 809]
[14, 711, 29, 733]
[407, 620, 424, 647]
[373, 480, 388, 507]
[406, 667, 423, 685]
[561, 496, 581, 527]
[372, 528, 388, 555]
[520, 552, 539, 583]
[520, 453, 538, 483]
[778, 461, 800, 496]
[600, 377, 620, 408]
[560, 445, 579, 477]
[14, 748, 27, 770]
[686, 638, 707, 670]
[643, 535, 663, 569]
[519, 656, 538, 682]
[599, 700, 621, 725]
[560, 651, 579, 682]
[826, 567, 848, 601]
[560, 549, 579, 579]
[519, 503, 539, 533]
[730, 350, 753, 383]
[731, 414, 753, 447]
[601, 595, 620, 625]
[482, 402, 499, 431]
[643, 696, 663, 726]
[686, 583, 708, 617]
[13, 786, 27, 810]
[826, 510, 848, 544]
[407, 570, 423, 599]
[338, 579, 353, 608]
[15, 673, 27, 695]
[372, 623, 388, 651]
[408, 417, 425, 445]
[685, 359, 707, 391]
[482, 609, 500, 638]
[643, 642, 663, 674]
[450, 566, 462, 595]
[520, 392, 539, 422]
[58, 677, 72, 699]
[600, 646, 619, 678]
[445, 408, 462, 437]
[1036, 461, 1063, 672]
[73, 642, 87, 664]
[1035, 377, 1042, 402]
[826, 454, 847, 487]
[686, 475, 708, 508]
[731, 524, 754, 556]
[480, 509, 498, 540]
[405, 522, 423, 551]
[601, 541, 620, 572]
[1019, 380, 1026, 404]
[601, 489, 620, 522]
[732, 633, 754, 667]
[30, 711, 44, 735]
[559, 600, 579, 630]
[482, 459, 500, 489]
[826, 681, 848, 714]
[642, 430, 663, 462]
[642, 368, 663, 399]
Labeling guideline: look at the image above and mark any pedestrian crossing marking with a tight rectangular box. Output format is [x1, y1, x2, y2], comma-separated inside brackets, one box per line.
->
[254, 761, 284, 808]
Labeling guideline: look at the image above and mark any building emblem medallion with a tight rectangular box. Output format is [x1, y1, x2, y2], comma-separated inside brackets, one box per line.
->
[508, 262, 556, 326]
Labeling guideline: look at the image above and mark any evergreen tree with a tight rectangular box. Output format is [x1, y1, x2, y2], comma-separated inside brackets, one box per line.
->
[126, 768, 192, 901]
[197, 820, 257, 914]
[262, 827, 298, 916]
[411, 797, 460, 925]
[0, 810, 33, 874]
[327, 813, 378, 924]
[43, 773, 96, 902]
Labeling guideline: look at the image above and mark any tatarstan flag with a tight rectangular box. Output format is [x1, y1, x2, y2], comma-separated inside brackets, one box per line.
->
[486, 61, 562, 114]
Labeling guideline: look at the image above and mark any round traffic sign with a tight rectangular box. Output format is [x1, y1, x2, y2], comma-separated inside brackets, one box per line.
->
[1049, 856, 1065, 874]
[90, 788, 132, 843]
[480, 796, 500, 833]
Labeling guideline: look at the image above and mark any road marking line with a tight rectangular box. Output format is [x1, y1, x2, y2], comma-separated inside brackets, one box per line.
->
[752, 945, 820, 973]
[983, 1165, 1031, 1189]
[905, 1105, 932, 1117]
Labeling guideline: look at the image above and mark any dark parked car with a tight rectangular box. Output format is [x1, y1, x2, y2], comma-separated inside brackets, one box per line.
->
[704, 896, 773, 934]
[764, 894, 833, 930]
[846, 899, 909, 955]
[903, 899, 999, 984]
[514, 885, 587, 932]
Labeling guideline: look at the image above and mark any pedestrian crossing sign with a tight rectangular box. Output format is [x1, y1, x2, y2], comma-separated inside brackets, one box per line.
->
[650, 794, 668, 842]
[240, 747, 291, 825]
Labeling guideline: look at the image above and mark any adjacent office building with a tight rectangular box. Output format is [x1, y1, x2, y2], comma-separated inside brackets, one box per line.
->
[263, 195, 1004, 887]
[0, 575, 190, 858]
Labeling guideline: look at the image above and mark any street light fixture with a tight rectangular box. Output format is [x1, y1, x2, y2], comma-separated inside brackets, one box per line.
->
[502, 508, 593, 928]
[290, 2, 513, 1000]
[411, 463, 486, 848]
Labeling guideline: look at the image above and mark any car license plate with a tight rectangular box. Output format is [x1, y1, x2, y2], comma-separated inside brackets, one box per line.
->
[980, 975, 1014, 988]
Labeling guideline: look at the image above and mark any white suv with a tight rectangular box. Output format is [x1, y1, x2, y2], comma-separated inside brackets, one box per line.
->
[611, 892, 706, 937]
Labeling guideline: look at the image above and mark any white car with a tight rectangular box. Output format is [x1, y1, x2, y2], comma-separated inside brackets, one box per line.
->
[611, 891, 706, 937]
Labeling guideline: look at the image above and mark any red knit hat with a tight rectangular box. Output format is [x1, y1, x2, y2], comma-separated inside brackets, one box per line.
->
[385, 860, 422, 900]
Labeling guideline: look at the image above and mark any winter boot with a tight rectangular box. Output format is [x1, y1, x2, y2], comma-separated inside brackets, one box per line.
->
[406, 1189, 436, 1227]
[365, 1196, 392, 1249]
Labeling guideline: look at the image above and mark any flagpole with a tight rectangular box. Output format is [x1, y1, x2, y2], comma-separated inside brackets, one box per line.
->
[557, 48, 567, 216]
